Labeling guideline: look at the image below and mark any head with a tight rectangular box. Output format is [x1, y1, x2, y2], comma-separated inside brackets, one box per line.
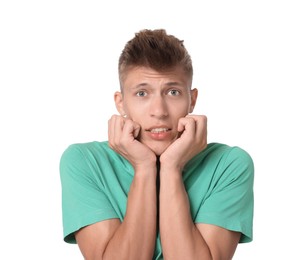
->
[118, 29, 193, 89]
[115, 29, 198, 155]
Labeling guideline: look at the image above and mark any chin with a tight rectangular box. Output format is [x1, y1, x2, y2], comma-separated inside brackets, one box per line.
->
[148, 142, 171, 156]
[152, 148, 165, 156]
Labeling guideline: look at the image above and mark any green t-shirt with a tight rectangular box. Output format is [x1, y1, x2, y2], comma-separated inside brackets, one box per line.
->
[60, 141, 254, 259]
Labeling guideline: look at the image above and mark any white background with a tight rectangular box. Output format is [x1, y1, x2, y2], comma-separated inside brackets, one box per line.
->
[1, 0, 306, 259]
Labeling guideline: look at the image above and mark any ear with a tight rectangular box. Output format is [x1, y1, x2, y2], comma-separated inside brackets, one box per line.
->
[189, 88, 198, 113]
[114, 91, 126, 116]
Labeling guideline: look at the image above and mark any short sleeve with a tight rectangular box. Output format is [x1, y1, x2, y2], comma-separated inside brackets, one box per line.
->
[195, 147, 254, 243]
[60, 144, 118, 243]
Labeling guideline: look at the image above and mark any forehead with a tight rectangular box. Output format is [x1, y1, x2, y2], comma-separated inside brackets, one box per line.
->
[120, 66, 192, 89]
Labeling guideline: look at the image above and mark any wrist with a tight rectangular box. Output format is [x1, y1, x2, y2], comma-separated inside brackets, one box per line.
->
[134, 161, 158, 179]
[159, 155, 184, 173]
[159, 164, 182, 182]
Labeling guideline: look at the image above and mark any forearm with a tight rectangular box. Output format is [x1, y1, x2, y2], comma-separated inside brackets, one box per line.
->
[103, 169, 157, 260]
[159, 169, 212, 260]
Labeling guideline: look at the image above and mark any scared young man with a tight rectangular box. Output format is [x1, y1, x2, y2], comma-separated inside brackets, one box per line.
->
[60, 29, 254, 260]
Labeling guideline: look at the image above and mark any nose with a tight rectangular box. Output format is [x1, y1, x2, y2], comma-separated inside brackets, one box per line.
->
[150, 95, 168, 118]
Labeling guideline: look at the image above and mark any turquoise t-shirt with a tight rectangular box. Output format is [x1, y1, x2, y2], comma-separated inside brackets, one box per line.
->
[60, 141, 254, 259]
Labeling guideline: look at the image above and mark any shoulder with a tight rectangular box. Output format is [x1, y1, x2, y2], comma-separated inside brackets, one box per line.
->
[60, 141, 112, 163]
[59, 141, 113, 175]
[187, 143, 254, 181]
[61, 140, 110, 154]
[204, 142, 252, 158]
[208, 143, 254, 183]
[203, 142, 253, 167]
[60, 141, 131, 177]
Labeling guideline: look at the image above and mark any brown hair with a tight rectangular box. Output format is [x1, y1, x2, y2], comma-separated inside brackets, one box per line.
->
[118, 29, 193, 87]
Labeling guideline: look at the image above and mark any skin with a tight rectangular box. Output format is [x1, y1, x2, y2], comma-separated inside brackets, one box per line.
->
[75, 66, 241, 259]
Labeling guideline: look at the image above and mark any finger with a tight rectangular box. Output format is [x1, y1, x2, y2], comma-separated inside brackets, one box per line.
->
[113, 115, 125, 146]
[188, 115, 207, 146]
[108, 115, 116, 145]
[177, 117, 195, 132]
[132, 122, 141, 138]
[186, 115, 207, 129]
[108, 115, 124, 148]
[177, 117, 196, 137]
[122, 119, 141, 140]
[195, 115, 207, 142]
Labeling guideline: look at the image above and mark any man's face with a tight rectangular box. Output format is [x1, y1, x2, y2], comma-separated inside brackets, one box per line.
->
[115, 66, 198, 156]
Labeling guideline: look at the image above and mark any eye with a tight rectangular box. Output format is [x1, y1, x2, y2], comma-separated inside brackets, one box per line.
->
[136, 91, 147, 97]
[168, 89, 180, 96]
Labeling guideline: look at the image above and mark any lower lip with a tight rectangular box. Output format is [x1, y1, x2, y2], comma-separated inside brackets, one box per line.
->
[147, 131, 171, 140]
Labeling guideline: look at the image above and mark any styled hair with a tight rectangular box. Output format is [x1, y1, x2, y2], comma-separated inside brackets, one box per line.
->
[118, 29, 193, 87]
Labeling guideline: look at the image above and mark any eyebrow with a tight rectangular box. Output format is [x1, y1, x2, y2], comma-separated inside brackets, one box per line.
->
[132, 81, 185, 89]
[165, 81, 184, 87]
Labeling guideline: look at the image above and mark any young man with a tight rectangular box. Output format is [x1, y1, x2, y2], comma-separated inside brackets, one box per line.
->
[60, 29, 254, 260]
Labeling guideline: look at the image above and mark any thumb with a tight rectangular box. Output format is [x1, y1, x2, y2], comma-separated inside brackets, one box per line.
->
[132, 122, 141, 138]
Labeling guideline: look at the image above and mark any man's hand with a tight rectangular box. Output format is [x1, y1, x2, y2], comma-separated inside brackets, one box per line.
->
[108, 115, 156, 170]
[160, 115, 208, 171]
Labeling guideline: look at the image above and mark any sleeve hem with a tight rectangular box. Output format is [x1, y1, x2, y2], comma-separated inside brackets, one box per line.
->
[194, 216, 253, 243]
[63, 210, 119, 244]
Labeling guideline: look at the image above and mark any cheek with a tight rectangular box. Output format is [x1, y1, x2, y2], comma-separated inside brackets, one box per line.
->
[125, 105, 144, 121]
[125, 98, 152, 117]
[170, 104, 190, 118]
[123, 100, 137, 116]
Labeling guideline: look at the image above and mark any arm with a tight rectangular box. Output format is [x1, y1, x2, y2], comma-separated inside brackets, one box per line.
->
[159, 115, 240, 259]
[159, 167, 240, 260]
[75, 115, 157, 260]
[76, 165, 157, 260]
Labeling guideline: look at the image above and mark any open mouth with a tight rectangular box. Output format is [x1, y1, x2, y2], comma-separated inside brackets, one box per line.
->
[149, 128, 170, 133]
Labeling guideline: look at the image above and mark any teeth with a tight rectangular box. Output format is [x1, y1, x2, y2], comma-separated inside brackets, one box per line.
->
[150, 128, 168, 133]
